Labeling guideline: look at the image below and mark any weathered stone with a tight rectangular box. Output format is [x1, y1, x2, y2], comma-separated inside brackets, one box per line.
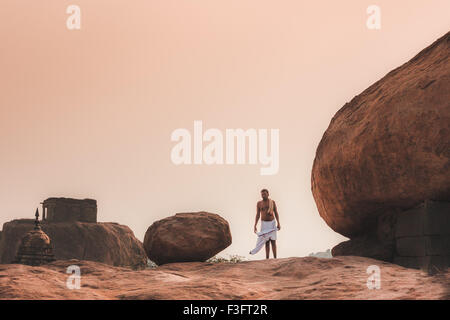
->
[312, 31, 450, 238]
[393, 201, 450, 270]
[396, 201, 449, 237]
[312, 31, 450, 270]
[14, 228, 55, 266]
[43, 197, 97, 223]
[332, 236, 394, 261]
[0, 256, 448, 299]
[394, 255, 450, 273]
[393, 256, 426, 269]
[426, 235, 450, 255]
[423, 202, 450, 235]
[395, 208, 426, 238]
[0, 219, 147, 268]
[13, 209, 55, 266]
[144, 212, 232, 265]
[396, 237, 427, 257]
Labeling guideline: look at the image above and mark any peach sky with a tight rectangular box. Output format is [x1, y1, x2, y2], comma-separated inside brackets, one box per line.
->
[1, 1, 449, 259]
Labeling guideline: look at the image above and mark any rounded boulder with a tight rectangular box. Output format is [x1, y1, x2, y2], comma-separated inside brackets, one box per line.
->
[311, 32, 450, 238]
[143, 212, 232, 265]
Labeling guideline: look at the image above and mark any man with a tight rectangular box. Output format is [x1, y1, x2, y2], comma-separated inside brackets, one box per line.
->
[249, 189, 281, 259]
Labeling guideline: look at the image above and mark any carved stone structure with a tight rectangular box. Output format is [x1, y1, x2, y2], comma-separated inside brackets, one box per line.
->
[332, 200, 449, 272]
[14, 209, 55, 266]
[42, 197, 97, 223]
[394, 201, 450, 273]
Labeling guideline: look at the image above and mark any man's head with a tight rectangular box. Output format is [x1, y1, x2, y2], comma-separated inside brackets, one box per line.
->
[261, 189, 269, 200]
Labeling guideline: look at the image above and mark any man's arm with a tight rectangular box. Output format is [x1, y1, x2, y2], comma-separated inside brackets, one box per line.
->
[254, 203, 260, 233]
[273, 201, 281, 230]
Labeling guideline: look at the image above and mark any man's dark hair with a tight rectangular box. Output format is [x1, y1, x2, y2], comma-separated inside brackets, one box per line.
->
[261, 188, 269, 193]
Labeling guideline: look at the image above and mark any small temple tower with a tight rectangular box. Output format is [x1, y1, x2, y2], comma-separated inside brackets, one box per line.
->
[14, 208, 56, 266]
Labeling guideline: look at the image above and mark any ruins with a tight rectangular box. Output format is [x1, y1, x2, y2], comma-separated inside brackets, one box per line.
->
[41, 197, 97, 223]
[394, 200, 450, 272]
[14, 209, 55, 266]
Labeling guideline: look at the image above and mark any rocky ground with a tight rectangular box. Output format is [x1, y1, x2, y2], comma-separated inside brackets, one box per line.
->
[0, 256, 448, 299]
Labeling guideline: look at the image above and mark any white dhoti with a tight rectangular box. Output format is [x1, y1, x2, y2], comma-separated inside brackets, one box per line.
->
[249, 219, 277, 255]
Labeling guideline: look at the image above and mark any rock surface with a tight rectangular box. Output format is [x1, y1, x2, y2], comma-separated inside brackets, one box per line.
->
[332, 237, 394, 262]
[312, 31, 450, 239]
[144, 212, 232, 265]
[0, 219, 147, 268]
[0, 256, 448, 299]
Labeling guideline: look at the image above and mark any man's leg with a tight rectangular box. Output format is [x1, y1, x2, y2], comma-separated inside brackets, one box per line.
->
[270, 240, 277, 259]
[265, 240, 270, 259]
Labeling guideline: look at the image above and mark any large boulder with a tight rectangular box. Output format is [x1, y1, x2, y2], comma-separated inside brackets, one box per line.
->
[312, 32, 450, 261]
[0, 219, 147, 269]
[144, 212, 232, 265]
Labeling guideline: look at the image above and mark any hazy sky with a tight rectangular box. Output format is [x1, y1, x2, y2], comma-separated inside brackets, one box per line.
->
[1, 1, 449, 260]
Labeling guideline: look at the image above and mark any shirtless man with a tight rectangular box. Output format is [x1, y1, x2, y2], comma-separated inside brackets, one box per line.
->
[253, 189, 281, 259]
